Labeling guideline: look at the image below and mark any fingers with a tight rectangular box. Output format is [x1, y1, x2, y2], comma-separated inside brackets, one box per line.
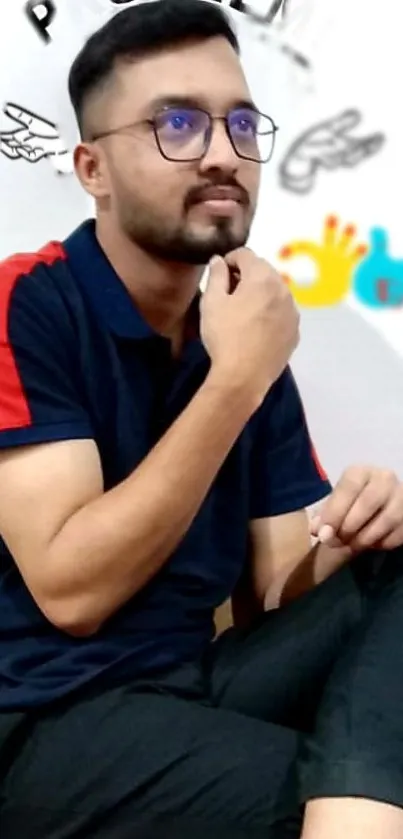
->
[379, 524, 403, 550]
[337, 470, 398, 542]
[323, 215, 338, 248]
[341, 141, 371, 168]
[348, 482, 403, 552]
[338, 223, 356, 253]
[225, 249, 285, 292]
[317, 467, 401, 551]
[351, 226, 386, 266]
[337, 223, 367, 260]
[330, 109, 361, 135]
[224, 248, 265, 282]
[352, 243, 368, 261]
[204, 256, 230, 299]
[2, 103, 28, 127]
[279, 217, 367, 266]
[0, 139, 19, 159]
[342, 134, 385, 167]
[16, 145, 42, 162]
[317, 466, 373, 543]
[0, 128, 19, 140]
[279, 241, 320, 260]
[360, 133, 385, 155]
[3, 103, 55, 136]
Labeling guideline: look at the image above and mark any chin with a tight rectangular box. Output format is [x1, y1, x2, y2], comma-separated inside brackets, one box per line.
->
[142, 222, 250, 265]
[183, 239, 245, 265]
[188, 224, 249, 258]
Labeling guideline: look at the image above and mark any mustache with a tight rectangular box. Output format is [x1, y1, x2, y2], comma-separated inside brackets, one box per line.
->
[184, 178, 250, 211]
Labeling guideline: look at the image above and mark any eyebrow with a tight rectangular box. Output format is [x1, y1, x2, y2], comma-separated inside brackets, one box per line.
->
[146, 94, 260, 113]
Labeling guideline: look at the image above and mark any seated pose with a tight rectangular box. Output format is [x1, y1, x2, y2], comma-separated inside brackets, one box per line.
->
[1, 3, 403, 838]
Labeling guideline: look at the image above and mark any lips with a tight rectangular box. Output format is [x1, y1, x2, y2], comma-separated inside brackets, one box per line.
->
[195, 186, 246, 204]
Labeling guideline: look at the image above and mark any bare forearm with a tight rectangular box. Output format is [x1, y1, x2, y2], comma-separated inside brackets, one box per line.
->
[274, 542, 352, 608]
[235, 542, 353, 625]
[46, 372, 258, 633]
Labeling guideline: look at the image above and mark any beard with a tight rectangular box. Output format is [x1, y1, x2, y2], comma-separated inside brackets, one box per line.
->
[116, 187, 254, 265]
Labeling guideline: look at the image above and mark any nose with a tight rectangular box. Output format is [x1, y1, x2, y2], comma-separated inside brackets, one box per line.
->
[198, 118, 239, 175]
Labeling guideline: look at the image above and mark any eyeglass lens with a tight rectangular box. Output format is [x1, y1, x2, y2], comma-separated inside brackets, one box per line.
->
[153, 107, 276, 162]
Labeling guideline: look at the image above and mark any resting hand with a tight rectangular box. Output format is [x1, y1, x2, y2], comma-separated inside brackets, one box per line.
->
[310, 466, 403, 553]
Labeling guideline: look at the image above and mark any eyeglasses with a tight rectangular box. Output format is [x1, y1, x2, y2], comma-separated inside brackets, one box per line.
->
[91, 105, 279, 164]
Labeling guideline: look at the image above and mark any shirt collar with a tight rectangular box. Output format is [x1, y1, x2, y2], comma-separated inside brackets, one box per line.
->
[63, 219, 207, 374]
[63, 219, 161, 341]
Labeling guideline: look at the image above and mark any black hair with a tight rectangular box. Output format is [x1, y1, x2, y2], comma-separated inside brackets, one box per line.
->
[68, 0, 240, 139]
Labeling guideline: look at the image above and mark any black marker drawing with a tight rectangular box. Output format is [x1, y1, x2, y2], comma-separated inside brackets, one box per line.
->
[105, 1, 310, 72]
[279, 109, 385, 195]
[0, 104, 73, 174]
[111, 0, 246, 7]
[25, 0, 56, 43]
[266, 0, 288, 22]
[110, 0, 288, 15]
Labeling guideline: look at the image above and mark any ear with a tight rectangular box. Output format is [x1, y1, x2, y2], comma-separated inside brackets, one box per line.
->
[73, 142, 111, 200]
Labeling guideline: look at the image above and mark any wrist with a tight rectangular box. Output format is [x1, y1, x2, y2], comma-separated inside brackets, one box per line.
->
[203, 365, 264, 420]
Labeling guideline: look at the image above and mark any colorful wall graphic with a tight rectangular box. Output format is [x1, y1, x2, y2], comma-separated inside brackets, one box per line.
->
[279, 216, 403, 309]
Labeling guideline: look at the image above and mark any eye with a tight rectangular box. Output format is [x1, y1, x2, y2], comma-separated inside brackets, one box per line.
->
[230, 110, 259, 136]
[158, 109, 198, 134]
[168, 113, 192, 131]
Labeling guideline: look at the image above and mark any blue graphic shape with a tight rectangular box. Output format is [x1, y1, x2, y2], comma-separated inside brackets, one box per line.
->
[352, 227, 403, 308]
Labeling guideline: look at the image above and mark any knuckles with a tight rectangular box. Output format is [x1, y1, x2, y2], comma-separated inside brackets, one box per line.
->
[340, 465, 398, 490]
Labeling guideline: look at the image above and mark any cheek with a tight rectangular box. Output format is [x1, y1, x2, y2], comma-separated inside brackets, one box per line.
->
[249, 172, 261, 206]
[147, 165, 192, 212]
[240, 162, 260, 201]
[138, 153, 189, 195]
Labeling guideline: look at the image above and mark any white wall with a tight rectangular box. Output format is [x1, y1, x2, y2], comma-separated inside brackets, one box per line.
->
[1, 0, 403, 480]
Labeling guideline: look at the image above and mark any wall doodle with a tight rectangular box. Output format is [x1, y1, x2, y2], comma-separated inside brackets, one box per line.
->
[279, 215, 403, 309]
[279, 215, 367, 307]
[110, 0, 289, 23]
[0, 103, 73, 174]
[353, 228, 403, 308]
[279, 110, 385, 195]
[25, 0, 56, 43]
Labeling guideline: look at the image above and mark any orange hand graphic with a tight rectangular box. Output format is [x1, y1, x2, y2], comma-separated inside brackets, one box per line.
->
[279, 216, 368, 306]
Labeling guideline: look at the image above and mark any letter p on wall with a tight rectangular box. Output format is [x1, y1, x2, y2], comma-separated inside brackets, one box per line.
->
[25, 0, 56, 43]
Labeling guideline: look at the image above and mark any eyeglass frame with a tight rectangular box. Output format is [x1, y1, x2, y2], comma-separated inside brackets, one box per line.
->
[89, 104, 279, 164]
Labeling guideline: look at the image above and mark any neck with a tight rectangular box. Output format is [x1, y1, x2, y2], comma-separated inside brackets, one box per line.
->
[95, 218, 204, 343]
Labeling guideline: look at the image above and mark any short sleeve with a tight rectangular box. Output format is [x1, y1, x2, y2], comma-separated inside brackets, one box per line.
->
[249, 367, 332, 518]
[0, 257, 94, 449]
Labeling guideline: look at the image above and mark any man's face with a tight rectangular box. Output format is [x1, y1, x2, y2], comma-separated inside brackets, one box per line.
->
[96, 37, 262, 264]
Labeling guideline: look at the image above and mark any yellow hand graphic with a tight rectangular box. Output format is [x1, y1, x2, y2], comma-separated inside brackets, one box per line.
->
[279, 215, 368, 306]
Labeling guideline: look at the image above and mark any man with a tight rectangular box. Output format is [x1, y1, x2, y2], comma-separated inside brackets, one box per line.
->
[0, 2, 403, 838]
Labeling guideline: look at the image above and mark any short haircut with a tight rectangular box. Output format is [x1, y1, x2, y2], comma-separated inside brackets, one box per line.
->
[68, 0, 240, 140]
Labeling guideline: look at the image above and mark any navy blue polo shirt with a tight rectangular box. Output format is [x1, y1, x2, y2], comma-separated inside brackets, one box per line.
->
[0, 220, 331, 710]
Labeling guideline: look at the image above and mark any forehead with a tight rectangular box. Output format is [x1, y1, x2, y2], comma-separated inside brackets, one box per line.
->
[112, 37, 251, 114]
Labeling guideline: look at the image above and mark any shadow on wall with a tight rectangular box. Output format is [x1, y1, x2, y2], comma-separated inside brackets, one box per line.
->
[292, 304, 403, 481]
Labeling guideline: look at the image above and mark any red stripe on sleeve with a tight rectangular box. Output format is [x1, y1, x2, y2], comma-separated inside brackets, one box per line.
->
[296, 377, 330, 484]
[310, 443, 328, 482]
[0, 242, 66, 431]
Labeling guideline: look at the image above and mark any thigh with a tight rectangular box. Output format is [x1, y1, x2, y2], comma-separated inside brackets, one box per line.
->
[207, 559, 365, 730]
[299, 545, 403, 807]
[0, 684, 303, 839]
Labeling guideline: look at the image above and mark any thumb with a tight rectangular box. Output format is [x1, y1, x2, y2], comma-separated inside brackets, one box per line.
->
[205, 255, 230, 298]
